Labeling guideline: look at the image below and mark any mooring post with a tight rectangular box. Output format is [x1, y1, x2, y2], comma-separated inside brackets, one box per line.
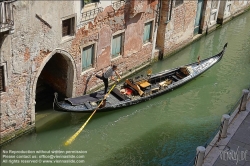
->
[240, 89, 249, 111]
[220, 114, 230, 138]
[194, 146, 206, 166]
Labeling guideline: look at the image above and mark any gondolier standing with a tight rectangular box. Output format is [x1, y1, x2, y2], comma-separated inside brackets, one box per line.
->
[96, 65, 121, 96]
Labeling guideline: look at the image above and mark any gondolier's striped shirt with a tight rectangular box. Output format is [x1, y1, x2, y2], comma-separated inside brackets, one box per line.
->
[104, 67, 115, 79]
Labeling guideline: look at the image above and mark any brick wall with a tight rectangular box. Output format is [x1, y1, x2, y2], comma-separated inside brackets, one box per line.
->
[157, 1, 196, 56]
[70, 3, 156, 96]
[0, 1, 76, 145]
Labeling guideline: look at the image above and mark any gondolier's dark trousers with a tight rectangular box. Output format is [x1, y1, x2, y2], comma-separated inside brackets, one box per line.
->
[96, 74, 108, 94]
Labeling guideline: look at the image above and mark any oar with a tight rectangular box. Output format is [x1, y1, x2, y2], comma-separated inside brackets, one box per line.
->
[64, 82, 118, 146]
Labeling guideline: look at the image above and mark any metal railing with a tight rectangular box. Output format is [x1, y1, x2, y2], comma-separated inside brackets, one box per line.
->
[81, 7, 103, 22]
[187, 90, 247, 166]
[0, 0, 15, 31]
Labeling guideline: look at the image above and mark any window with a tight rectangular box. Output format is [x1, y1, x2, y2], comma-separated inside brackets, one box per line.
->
[83, 0, 100, 5]
[62, 17, 75, 37]
[112, 33, 123, 58]
[82, 44, 95, 71]
[175, 0, 183, 7]
[0, 65, 5, 92]
[143, 21, 153, 43]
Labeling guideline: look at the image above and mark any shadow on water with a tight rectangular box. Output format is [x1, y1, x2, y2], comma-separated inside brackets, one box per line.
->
[35, 98, 125, 134]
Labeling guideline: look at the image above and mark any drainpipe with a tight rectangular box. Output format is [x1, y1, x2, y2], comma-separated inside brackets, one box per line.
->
[151, 0, 162, 61]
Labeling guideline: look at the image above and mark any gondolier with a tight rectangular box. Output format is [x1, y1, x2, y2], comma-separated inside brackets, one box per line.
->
[96, 65, 121, 95]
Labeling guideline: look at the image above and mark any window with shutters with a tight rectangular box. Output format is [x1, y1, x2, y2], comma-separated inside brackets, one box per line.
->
[0, 65, 5, 92]
[82, 44, 95, 71]
[62, 17, 75, 38]
[0, 1, 14, 32]
[111, 33, 124, 58]
[143, 21, 153, 43]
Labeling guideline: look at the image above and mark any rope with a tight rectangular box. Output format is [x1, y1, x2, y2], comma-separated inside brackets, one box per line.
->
[218, 120, 224, 142]
[193, 151, 200, 166]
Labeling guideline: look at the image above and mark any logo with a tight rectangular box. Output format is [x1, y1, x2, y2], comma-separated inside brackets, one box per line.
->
[220, 146, 248, 165]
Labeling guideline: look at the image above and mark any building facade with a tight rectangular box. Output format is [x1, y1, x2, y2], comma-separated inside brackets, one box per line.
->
[0, 0, 250, 145]
[0, 0, 159, 144]
[156, 0, 250, 56]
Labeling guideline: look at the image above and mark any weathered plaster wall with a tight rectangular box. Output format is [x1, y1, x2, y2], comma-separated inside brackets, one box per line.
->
[218, 0, 250, 24]
[157, 1, 196, 56]
[200, 0, 220, 34]
[0, 1, 76, 144]
[70, 3, 156, 96]
[0, 0, 157, 144]
[231, 1, 250, 16]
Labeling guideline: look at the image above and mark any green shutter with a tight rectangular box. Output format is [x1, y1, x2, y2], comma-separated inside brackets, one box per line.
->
[143, 22, 152, 43]
[112, 34, 122, 58]
[82, 45, 93, 71]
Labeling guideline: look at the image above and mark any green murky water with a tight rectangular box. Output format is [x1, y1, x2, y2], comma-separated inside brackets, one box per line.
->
[1, 11, 250, 166]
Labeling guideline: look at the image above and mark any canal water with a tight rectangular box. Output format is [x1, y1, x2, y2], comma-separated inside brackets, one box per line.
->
[2, 11, 250, 166]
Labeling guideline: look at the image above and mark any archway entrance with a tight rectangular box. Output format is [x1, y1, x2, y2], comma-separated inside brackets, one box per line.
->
[36, 53, 70, 101]
[31, 49, 76, 120]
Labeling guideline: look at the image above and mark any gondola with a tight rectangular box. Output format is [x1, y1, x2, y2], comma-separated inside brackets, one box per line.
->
[53, 43, 228, 113]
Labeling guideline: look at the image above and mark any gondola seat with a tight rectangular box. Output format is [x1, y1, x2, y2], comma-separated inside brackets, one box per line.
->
[159, 79, 172, 88]
[172, 75, 180, 81]
[84, 102, 92, 109]
[111, 88, 130, 101]
[138, 81, 151, 88]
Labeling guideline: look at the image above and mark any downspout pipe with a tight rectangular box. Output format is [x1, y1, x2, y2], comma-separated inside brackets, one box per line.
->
[151, 0, 162, 61]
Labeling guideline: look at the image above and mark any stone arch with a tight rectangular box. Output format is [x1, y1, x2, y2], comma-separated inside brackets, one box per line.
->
[30, 49, 76, 123]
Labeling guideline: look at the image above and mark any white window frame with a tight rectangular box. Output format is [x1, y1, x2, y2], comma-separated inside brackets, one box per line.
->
[81, 42, 96, 74]
[61, 14, 76, 43]
[143, 20, 154, 44]
[111, 29, 125, 60]
[82, 0, 99, 12]
[83, 0, 100, 5]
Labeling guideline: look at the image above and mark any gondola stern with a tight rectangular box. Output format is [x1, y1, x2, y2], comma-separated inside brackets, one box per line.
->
[224, 43, 228, 49]
[220, 42, 228, 59]
[217, 42, 228, 61]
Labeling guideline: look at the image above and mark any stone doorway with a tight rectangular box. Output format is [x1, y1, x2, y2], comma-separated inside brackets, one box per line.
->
[31, 49, 76, 122]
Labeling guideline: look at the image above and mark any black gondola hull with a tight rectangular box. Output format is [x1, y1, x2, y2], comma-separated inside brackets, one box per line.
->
[53, 43, 228, 113]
